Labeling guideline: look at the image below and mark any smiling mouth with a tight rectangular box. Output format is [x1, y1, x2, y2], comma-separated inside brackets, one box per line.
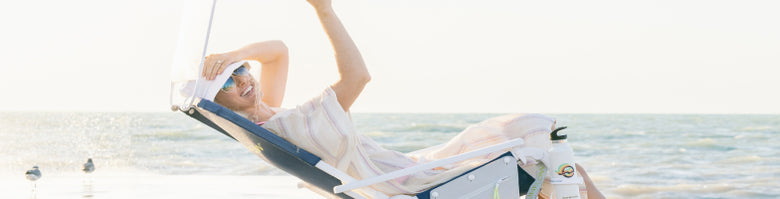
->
[241, 85, 253, 97]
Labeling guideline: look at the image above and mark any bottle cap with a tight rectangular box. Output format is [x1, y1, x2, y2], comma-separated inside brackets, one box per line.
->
[550, 126, 568, 141]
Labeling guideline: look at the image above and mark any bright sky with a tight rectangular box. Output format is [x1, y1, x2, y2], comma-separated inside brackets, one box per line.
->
[2, 0, 779, 114]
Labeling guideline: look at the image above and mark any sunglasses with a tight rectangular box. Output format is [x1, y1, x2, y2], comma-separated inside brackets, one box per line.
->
[221, 66, 250, 92]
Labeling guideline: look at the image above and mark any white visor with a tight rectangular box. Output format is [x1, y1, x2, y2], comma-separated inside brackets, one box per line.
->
[191, 61, 249, 101]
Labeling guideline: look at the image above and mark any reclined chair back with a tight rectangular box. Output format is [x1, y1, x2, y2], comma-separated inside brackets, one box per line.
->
[182, 98, 538, 199]
[183, 98, 352, 199]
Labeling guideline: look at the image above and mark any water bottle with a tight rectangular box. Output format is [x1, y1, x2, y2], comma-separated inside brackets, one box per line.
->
[548, 126, 583, 199]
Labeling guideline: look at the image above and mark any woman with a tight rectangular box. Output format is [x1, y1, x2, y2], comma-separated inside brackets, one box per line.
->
[196, 0, 604, 198]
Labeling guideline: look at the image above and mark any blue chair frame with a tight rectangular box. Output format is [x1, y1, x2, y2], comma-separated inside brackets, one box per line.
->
[183, 99, 535, 198]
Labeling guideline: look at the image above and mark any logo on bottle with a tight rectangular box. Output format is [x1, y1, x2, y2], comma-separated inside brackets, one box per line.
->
[556, 163, 575, 178]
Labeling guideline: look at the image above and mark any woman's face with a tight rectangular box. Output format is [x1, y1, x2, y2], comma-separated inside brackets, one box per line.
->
[214, 68, 261, 111]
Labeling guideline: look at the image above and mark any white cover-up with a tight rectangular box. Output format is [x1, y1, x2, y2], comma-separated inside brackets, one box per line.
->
[261, 87, 556, 197]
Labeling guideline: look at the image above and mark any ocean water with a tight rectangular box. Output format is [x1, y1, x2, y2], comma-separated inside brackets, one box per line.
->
[1, 112, 778, 199]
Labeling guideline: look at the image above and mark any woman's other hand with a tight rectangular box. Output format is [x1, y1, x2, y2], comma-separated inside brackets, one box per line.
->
[203, 52, 242, 80]
[306, 0, 332, 12]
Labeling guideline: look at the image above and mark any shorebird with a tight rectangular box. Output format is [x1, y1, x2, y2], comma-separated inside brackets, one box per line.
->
[25, 166, 42, 181]
[83, 158, 95, 174]
[26, 165, 42, 192]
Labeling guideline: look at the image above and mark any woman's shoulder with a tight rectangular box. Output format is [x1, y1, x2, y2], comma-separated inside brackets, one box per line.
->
[262, 86, 354, 133]
[265, 87, 343, 121]
[322, 86, 337, 98]
[270, 107, 287, 113]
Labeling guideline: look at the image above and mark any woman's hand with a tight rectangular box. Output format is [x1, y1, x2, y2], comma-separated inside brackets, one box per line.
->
[306, 0, 332, 12]
[203, 52, 243, 80]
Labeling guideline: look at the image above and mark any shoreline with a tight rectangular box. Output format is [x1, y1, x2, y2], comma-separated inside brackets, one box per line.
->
[2, 174, 325, 199]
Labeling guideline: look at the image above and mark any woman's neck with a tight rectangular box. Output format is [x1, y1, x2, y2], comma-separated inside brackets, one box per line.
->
[239, 103, 276, 123]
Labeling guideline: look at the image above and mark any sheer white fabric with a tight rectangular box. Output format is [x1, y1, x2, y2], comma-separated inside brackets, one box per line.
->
[262, 87, 556, 197]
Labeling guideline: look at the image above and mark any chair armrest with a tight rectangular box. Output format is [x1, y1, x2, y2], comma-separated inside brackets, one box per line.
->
[333, 138, 524, 194]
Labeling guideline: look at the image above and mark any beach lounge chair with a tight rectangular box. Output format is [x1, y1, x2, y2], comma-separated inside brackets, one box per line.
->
[179, 98, 540, 199]
[171, 1, 543, 197]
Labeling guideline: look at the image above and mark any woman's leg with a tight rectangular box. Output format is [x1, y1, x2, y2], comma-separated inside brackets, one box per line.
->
[538, 164, 605, 199]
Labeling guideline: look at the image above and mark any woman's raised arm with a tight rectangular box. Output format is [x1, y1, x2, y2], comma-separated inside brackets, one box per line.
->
[307, 0, 371, 112]
[203, 40, 289, 107]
